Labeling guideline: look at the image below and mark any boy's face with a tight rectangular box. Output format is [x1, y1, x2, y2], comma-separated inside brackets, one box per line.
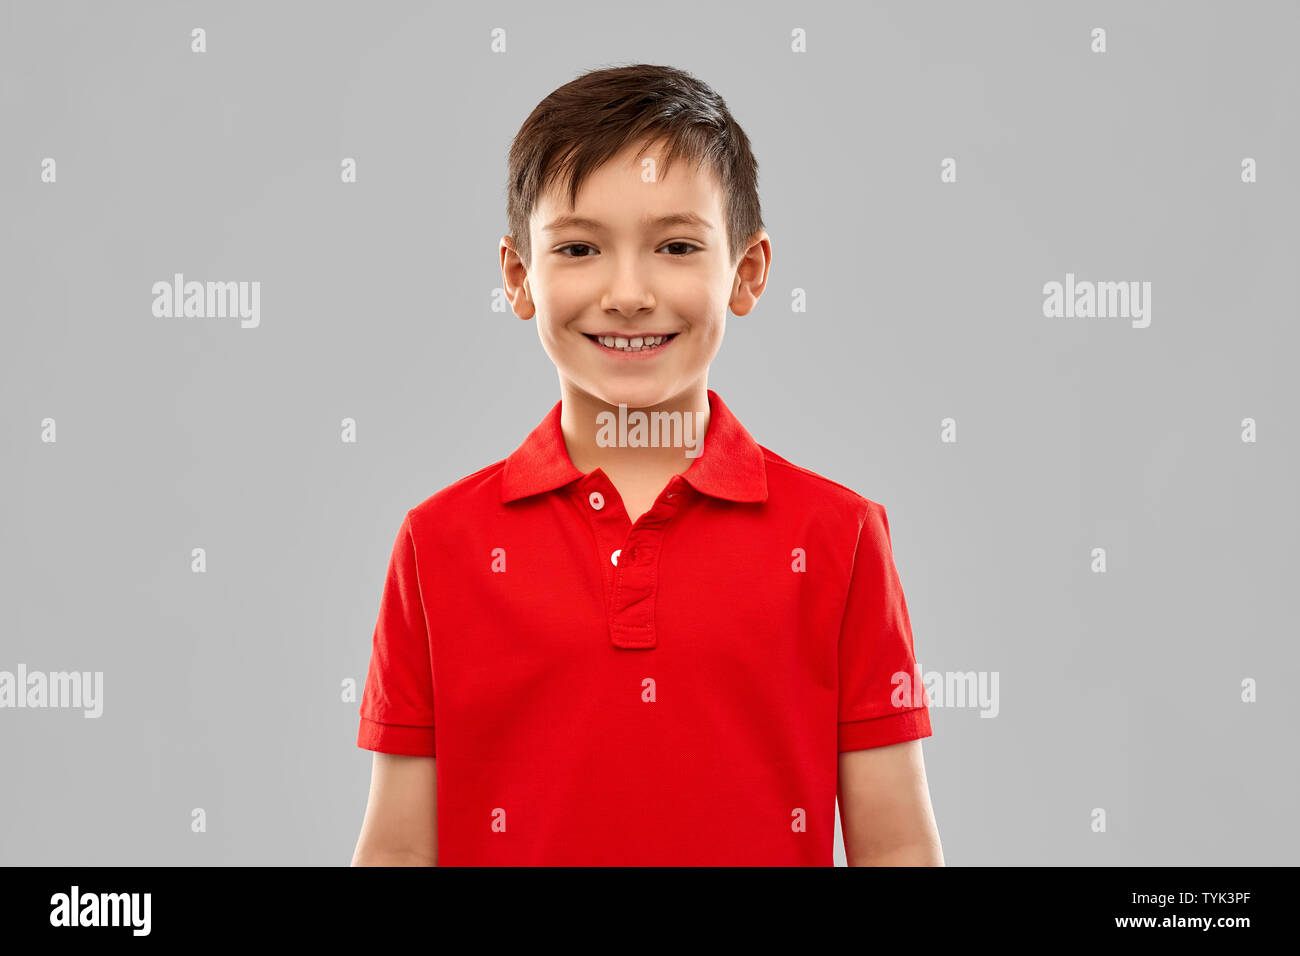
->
[501, 139, 770, 411]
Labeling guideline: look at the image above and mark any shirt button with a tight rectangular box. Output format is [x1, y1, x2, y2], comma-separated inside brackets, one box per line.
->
[611, 549, 621, 566]
[588, 491, 605, 510]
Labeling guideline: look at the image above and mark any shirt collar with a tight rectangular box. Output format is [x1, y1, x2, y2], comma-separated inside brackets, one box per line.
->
[501, 388, 768, 505]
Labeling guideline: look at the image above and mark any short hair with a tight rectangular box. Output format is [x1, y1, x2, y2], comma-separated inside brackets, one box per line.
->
[505, 63, 764, 270]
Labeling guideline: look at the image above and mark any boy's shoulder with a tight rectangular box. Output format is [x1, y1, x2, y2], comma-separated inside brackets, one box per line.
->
[405, 458, 511, 525]
[757, 444, 881, 520]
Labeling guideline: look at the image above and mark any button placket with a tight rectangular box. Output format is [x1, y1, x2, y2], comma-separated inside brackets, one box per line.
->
[572, 473, 686, 650]
[574, 475, 630, 609]
[607, 489, 683, 649]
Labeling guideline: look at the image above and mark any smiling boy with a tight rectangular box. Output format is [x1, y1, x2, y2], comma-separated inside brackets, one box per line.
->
[351, 64, 942, 866]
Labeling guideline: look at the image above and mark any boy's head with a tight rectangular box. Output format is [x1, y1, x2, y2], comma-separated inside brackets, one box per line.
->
[500, 64, 771, 412]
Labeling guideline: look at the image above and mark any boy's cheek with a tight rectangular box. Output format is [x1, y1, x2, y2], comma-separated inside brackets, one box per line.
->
[535, 282, 590, 316]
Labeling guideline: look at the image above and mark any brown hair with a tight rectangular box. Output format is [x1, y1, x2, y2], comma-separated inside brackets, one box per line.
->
[505, 63, 764, 270]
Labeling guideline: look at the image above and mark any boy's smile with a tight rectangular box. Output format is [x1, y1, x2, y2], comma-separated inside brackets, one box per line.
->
[582, 330, 679, 356]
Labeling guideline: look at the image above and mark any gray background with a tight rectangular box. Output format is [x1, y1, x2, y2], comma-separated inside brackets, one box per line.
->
[2, 0, 1296, 865]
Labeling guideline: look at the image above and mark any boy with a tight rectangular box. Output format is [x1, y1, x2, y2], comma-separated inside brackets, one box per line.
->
[351, 64, 942, 866]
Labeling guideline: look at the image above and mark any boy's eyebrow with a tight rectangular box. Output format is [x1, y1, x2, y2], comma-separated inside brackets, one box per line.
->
[541, 212, 715, 234]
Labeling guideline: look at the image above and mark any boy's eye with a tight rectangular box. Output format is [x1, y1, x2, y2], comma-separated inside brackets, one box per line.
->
[659, 242, 700, 257]
[555, 242, 701, 258]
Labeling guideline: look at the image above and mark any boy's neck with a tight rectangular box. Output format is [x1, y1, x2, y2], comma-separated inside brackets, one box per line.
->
[558, 382, 711, 479]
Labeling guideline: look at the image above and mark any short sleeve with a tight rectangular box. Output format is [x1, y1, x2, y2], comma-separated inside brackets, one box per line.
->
[837, 502, 933, 752]
[356, 511, 437, 757]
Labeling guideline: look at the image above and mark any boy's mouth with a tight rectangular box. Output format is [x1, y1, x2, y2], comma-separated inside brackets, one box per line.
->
[583, 332, 679, 355]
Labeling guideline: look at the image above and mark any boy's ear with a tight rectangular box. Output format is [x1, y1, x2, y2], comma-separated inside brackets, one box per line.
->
[499, 235, 535, 320]
[728, 231, 772, 318]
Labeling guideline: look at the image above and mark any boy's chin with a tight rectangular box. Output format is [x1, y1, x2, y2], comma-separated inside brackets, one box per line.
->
[576, 378, 681, 411]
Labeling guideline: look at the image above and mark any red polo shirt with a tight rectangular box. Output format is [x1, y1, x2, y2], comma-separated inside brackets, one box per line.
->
[357, 388, 931, 865]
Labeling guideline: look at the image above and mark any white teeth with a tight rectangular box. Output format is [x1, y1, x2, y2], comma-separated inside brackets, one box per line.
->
[595, 334, 670, 352]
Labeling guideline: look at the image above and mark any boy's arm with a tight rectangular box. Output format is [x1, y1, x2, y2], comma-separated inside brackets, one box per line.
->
[351, 753, 438, 866]
[838, 740, 943, 866]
